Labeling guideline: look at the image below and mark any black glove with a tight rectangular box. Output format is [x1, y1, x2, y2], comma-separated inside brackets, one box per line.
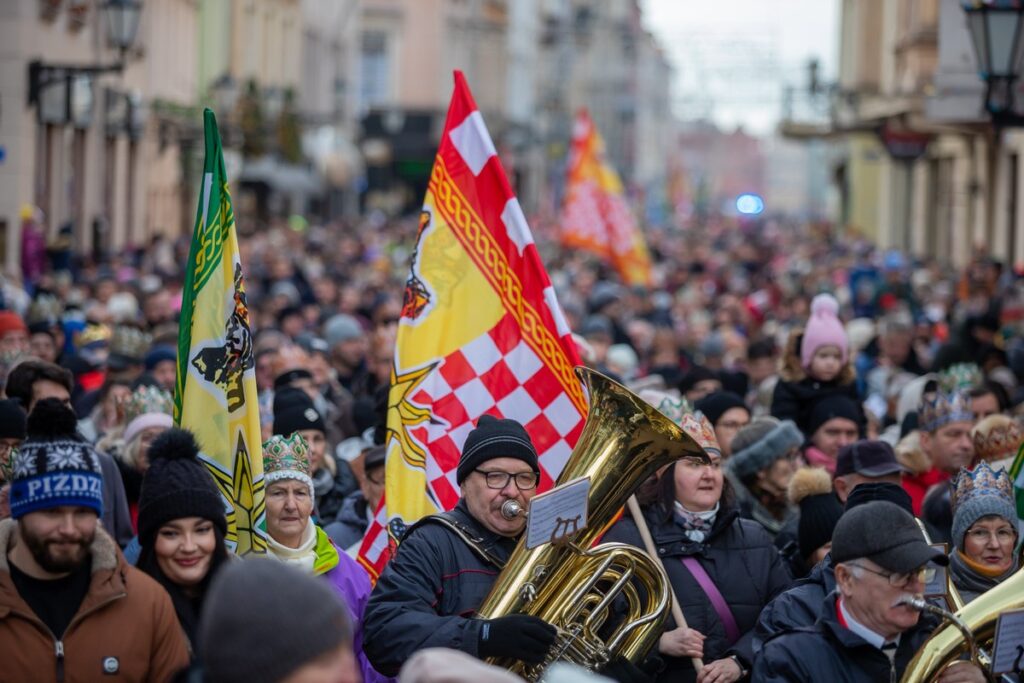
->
[599, 655, 663, 683]
[477, 614, 558, 664]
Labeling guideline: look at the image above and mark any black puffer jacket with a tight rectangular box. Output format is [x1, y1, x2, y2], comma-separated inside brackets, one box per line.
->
[753, 554, 835, 654]
[362, 499, 516, 676]
[604, 505, 792, 682]
[770, 377, 864, 435]
[753, 592, 940, 682]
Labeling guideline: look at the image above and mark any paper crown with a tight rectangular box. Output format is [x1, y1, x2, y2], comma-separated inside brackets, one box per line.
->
[123, 385, 173, 424]
[683, 412, 722, 456]
[109, 325, 152, 361]
[76, 323, 111, 348]
[938, 363, 983, 393]
[973, 418, 1023, 464]
[25, 294, 63, 327]
[639, 390, 692, 428]
[919, 390, 974, 432]
[262, 432, 312, 479]
[952, 461, 1014, 509]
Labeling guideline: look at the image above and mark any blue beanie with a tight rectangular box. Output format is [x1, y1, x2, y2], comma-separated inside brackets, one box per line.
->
[9, 399, 103, 519]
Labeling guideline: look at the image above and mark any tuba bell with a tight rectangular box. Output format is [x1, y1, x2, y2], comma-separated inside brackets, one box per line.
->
[475, 366, 710, 680]
[900, 565, 1024, 682]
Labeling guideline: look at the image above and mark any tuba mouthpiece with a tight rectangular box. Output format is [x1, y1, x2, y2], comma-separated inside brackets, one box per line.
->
[501, 499, 525, 520]
[896, 595, 928, 611]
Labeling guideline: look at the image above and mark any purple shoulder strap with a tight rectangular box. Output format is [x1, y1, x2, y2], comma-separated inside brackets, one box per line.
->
[680, 556, 741, 645]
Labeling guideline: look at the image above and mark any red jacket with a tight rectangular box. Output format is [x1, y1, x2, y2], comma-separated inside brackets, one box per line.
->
[902, 468, 951, 515]
[0, 519, 189, 683]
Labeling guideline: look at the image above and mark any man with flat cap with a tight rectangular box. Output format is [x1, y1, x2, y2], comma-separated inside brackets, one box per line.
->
[363, 415, 557, 675]
[754, 501, 984, 683]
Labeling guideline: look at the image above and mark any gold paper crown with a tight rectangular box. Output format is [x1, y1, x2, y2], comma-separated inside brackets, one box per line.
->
[109, 325, 152, 361]
[262, 432, 312, 478]
[76, 323, 111, 347]
[952, 461, 1014, 509]
[26, 294, 63, 327]
[972, 417, 1023, 464]
[919, 390, 974, 432]
[123, 385, 173, 424]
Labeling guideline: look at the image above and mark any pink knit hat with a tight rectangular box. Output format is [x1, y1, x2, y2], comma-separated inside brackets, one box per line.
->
[801, 294, 848, 369]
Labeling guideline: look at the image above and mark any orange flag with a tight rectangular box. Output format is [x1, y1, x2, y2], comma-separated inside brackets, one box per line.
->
[560, 110, 652, 286]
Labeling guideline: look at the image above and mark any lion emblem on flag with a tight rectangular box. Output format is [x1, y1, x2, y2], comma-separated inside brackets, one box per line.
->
[191, 263, 255, 412]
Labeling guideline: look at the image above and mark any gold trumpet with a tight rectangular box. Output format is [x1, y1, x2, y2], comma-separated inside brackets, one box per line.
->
[475, 367, 710, 681]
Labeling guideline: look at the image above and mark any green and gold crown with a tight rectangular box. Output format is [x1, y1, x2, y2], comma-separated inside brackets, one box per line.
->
[123, 385, 173, 425]
[26, 294, 63, 327]
[938, 363, 983, 393]
[109, 325, 152, 362]
[262, 433, 314, 494]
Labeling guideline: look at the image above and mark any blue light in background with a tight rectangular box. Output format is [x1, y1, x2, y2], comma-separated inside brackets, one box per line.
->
[736, 193, 765, 215]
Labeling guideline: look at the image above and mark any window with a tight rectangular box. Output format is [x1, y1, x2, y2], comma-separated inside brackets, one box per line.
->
[360, 30, 391, 111]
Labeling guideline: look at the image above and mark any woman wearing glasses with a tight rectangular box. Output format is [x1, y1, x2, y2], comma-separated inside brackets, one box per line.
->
[949, 462, 1020, 603]
[604, 413, 792, 683]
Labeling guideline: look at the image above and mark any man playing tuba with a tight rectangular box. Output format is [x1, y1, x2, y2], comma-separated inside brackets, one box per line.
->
[363, 415, 557, 676]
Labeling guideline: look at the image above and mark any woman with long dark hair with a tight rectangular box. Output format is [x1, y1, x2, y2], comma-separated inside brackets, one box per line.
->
[135, 428, 230, 650]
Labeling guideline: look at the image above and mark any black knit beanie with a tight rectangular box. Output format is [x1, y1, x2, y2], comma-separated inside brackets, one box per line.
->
[273, 386, 326, 436]
[694, 391, 748, 427]
[806, 395, 861, 436]
[0, 399, 27, 440]
[199, 558, 352, 683]
[137, 428, 227, 548]
[797, 493, 844, 559]
[456, 415, 539, 485]
[844, 481, 914, 516]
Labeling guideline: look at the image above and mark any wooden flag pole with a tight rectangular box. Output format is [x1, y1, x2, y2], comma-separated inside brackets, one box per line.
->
[626, 495, 704, 671]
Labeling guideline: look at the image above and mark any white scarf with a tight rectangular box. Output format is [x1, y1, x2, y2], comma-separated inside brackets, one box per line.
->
[267, 520, 318, 574]
[673, 501, 720, 543]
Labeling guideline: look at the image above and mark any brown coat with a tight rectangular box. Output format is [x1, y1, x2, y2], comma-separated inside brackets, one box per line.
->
[0, 518, 189, 683]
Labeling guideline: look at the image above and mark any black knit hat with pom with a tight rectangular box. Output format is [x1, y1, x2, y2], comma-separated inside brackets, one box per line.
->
[137, 428, 227, 548]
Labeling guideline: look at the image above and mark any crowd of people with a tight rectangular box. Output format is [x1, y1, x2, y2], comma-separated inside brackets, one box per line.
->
[0, 209, 1021, 682]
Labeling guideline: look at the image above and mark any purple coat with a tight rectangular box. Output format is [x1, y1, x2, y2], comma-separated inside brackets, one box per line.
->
[315, 526, 393, 683]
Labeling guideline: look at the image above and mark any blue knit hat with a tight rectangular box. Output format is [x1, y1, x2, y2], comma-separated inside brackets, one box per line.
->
[951, 462, 1018, 552]
[9, 399, 104, 519]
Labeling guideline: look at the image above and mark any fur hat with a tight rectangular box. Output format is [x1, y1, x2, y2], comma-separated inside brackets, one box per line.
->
[9, 399, 104, 519]
[801, 294, 848, 369]
[789, 467, 843, 560]
[137, 428, 227, 548]
[727, 417, 803, 480]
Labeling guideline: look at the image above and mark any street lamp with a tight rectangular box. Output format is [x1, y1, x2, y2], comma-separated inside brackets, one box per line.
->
[103, 0, 143, 56]
[962, 0, 1024, 125]
[27, 0, 143, 121]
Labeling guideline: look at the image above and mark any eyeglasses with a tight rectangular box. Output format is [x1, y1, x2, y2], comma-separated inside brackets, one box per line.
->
[848, 562, 936, 588]
[475, 469, 539, 490]
[965, 527, 1017, 544]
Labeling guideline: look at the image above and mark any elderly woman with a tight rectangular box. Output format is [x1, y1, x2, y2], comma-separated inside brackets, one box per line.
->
[262, 433, 387, 683]
[135, 428, 230, 650]
[605, 413, 792, 683]
[108, 386, 174, 528]
[725, 417, 803, 538]
[949, 462, 1020, 603]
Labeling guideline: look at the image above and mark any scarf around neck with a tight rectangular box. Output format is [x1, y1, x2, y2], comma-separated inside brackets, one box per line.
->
[267, 520, 318, 574]
[950, 549, 1019, 600]
[673, 501, 719, 542]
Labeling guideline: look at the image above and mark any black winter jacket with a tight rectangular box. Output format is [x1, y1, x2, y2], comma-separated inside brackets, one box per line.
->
[753, 554, 835, 654]
[753, 592, 939, 683]
[362, 499, 516, 676]
[604, 505, 792, 682]
[770, 376, 864, 436]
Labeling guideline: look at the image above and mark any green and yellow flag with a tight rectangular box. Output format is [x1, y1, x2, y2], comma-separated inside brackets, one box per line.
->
[174, 109, 266, 555]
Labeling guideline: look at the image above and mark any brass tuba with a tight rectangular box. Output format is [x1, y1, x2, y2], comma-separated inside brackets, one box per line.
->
[900, 566, 1024, 682]
[475, 367, 710, 680]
